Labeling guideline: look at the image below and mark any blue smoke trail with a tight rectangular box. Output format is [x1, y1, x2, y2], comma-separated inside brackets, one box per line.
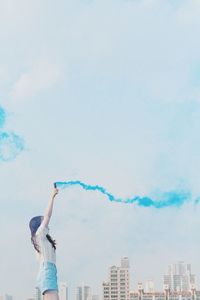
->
[0, 106, 24, 161]
[55, 180, 191, 208]
[0, 107, 6, 128]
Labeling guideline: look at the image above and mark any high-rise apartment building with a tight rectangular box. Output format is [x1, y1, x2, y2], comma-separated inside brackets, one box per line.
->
[163, 262, 196, 292]
[103, 257, 130, 300]
[59, 282, 68, 300]
[76, 284, 91, 300]
[103, 281, 110, 300]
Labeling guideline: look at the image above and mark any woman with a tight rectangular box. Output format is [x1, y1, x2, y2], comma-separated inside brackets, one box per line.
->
[29, 188, 59, 300]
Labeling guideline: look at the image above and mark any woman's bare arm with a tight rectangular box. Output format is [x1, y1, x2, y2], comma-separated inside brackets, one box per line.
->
[41, 188, 59, 227]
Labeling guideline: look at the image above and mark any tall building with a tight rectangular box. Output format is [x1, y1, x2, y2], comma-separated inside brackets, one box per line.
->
[103, 257, 130, 300]
[35, 287, 42, 300]
[103, 281, 110, 300]
[59, 282, 68, 300]
[163, 262, 196, 292]
[76, 284, 91, 300]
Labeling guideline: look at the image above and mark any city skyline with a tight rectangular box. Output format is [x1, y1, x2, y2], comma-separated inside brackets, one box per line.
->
[1, 258, 199, 300]
[163, 261, 196, 292]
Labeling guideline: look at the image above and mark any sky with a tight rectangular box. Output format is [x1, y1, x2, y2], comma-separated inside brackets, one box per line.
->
[1, 0, 200, 299]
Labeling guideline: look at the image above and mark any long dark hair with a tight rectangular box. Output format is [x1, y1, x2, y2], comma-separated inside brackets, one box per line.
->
[29, 216, 56, 253]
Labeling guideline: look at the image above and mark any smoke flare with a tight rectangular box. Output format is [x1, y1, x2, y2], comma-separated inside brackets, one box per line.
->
[54, 180, 191, 208]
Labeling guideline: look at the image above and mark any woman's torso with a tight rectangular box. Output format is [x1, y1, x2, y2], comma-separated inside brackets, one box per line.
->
[35, 224, 56, 264]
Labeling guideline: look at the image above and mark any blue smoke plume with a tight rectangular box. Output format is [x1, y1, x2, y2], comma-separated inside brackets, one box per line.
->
[0, 106, 6, 128]
[54, 180, 191, 208]
[0, 106, 24, 161]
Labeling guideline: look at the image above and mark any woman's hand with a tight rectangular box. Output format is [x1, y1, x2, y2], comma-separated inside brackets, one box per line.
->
[52, 188, 59, 199]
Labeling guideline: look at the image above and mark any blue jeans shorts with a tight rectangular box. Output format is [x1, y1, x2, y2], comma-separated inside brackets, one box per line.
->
[36, 261, 58, 295]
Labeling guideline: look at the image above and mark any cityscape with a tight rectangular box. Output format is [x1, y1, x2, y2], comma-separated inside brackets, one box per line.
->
[1, 1, 200, 300]
[1, 258, 199, 300]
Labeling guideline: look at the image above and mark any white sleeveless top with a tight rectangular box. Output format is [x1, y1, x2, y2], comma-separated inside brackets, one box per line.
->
[35, 223, 56, 264]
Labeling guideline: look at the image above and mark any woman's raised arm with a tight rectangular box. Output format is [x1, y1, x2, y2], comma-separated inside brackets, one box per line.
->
[41, 188, 59, 227]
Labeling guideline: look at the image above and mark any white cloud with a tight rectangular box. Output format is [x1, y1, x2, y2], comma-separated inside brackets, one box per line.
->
[10, 58, 60, 101]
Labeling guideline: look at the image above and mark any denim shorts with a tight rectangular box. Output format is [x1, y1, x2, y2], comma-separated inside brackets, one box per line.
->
[36, 261, 58, 295]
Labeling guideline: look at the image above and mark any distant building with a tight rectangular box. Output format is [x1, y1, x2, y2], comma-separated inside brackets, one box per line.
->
[103, 257, 130, 300]
[0, 295, 13, 300]
[59, 282, 68, 300]
[146, 280, 155, 293]
[130, 282, 200, 300]
[35, 287, 42, 300]
[76, 284, 91, 300]
[163, 262, 196, 292]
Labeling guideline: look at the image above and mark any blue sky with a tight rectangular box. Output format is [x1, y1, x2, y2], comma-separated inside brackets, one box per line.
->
[1, 0, 200, 299]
